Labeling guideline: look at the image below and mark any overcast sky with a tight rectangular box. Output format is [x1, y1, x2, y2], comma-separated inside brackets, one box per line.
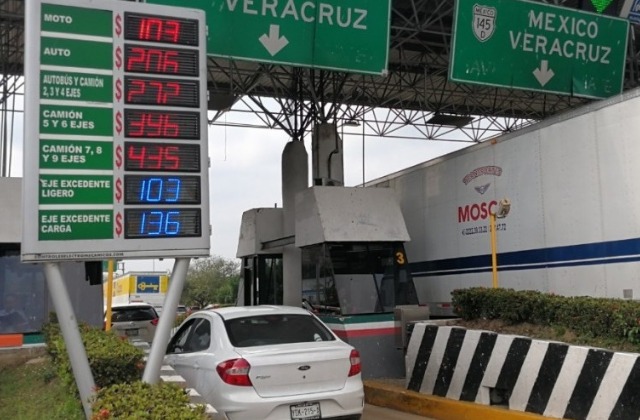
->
[6, 109, 469, 274]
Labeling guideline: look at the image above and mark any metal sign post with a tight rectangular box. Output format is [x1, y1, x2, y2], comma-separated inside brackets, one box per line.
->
[43, 263, 96, 419]
[142, 257, 190, 384]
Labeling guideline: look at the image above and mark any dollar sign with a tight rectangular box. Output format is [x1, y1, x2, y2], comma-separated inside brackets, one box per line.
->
[115, 212, 123, 237]
[115, 145, 123, 169]
[115, 79, 122, 102]
[115, 46, 122, 70]
[115, 111, 122, 135]
[114, 14, 122, 37]
[115, 178, 123, 202]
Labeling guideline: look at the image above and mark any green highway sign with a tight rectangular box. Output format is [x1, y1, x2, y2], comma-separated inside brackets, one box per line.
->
[449, 0, 629, 99]
[145, 0, 391, 75]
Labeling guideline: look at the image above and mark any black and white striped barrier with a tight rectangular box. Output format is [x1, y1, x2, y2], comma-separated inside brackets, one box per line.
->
[406, 323, 640, 420]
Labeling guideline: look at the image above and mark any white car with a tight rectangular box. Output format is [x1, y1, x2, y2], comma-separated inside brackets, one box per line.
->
[165, 305, 364, 420]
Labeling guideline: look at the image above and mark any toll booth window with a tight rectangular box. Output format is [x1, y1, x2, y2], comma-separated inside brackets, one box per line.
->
[241, 255, 283, 306]
[301, 243, 418, 316]
[301, 246, 339, 312]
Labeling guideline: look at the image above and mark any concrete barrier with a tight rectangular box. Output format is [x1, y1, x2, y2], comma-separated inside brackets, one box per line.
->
[0, 343, 46, 366]
[405, 323, 640, 420]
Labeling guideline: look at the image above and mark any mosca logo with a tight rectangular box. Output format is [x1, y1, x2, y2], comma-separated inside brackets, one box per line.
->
[461, 165, 502, 195]
[458, 165, 504, 223]
[458, 200, 498, 222]
[462, 165, 502, 185]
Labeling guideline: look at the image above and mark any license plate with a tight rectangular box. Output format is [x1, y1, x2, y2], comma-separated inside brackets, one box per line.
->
[290, 402, 320, 420]
[125, 329, 139, 336]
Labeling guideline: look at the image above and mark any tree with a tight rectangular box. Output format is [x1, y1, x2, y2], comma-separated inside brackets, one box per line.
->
[182, 256, 240, 308]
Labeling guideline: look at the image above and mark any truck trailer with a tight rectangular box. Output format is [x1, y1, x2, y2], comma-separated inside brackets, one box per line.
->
[368, 88, 640, 317]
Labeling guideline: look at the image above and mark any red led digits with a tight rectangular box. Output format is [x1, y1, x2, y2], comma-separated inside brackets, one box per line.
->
[127, 79, 145, 102]
[125, 110, 200, 139]
[127, 79, 177, 104]
[138, 18, 180, 43]
[127, 47, 179, 74]
[125, 77, 198, 107]
[125, 13, 198, 46]
[127, 144, 179, 170]
[124, 142, 200, 172]
[128, 112, 179, 138]
[151, 81, 180, 104]
[125, 45, 198, 76]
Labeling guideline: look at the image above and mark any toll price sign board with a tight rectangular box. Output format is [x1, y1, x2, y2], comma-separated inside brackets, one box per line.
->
[449, 0, 629, 99]
[22, 0, 210, 262]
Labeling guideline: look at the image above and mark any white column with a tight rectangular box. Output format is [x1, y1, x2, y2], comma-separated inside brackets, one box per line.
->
[281, 140, 308, 306]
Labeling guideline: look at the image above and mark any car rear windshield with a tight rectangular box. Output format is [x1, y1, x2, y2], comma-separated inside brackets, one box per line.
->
[225, 314, 336, 347]
[111, 307, 157, 322]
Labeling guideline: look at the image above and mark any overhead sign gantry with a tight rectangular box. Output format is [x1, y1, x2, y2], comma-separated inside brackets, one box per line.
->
[22, 0, 210, 262]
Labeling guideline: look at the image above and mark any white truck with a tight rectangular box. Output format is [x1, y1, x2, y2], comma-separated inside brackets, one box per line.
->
[369, 88, 640, 317]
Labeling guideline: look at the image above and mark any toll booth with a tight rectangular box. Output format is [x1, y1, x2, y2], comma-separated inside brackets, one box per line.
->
[236, 208, 285, 306]
[236, 126, 430, 378]
[237, 186, 427, 378]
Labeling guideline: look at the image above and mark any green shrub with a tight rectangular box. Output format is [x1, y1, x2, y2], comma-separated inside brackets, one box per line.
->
[42, 319, 204, 419]
[42, 313, 62, 362]
[84, 329, 146, 388]
[46, 323, 145, 394]
[452, 287, 640, 346]
[91, 381, 207, 420]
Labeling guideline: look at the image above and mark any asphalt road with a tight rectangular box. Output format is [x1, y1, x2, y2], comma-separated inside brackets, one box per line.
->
[363, 404, 431, 419]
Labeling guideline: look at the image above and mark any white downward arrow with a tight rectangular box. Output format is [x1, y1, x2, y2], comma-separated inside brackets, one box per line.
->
[533, 60, 555, 87]
[259, 24, 289, 56]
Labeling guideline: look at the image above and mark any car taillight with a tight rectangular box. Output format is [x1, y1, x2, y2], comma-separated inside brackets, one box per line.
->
[216, 358, 252, 386]
[150, 318, 159, 326]
[348, 349, 361, 377]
